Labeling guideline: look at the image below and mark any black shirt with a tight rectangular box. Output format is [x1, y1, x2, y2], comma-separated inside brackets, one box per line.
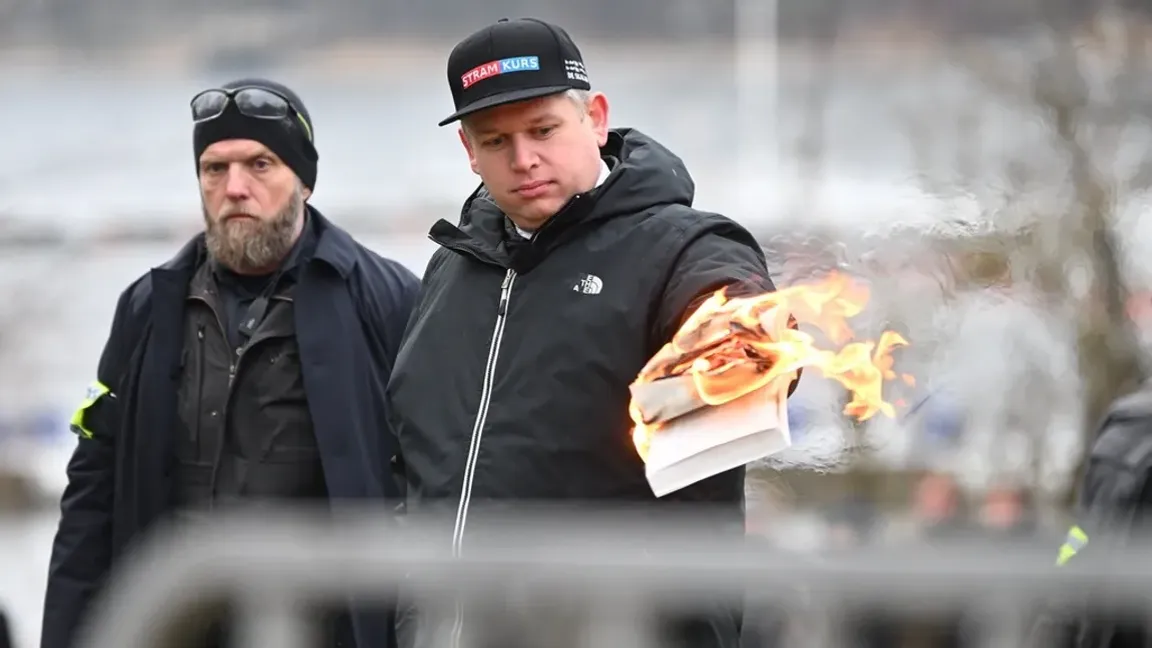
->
[211, 213, 316, 350]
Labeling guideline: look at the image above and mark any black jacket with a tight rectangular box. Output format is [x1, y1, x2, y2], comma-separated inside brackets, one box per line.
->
[1032, 385, 1152, 648]
[42, 208, 420, 648]
[386, 129, 782, 648]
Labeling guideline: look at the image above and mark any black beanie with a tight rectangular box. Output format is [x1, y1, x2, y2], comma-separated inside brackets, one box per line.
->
[192, 78, 319, 192]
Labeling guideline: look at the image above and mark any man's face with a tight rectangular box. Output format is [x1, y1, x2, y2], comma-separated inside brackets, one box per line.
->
[459, 92, 609, 231]
[198, 139, 310, 274]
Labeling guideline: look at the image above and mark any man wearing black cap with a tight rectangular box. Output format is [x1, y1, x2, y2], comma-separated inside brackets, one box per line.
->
[42, 78, 419, 648]
[387, 18, 794, 648]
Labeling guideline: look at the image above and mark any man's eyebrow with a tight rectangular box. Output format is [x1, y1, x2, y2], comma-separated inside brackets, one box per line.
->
[200, 153, 273, 167]
[527, 113, 561, 124]
[471, 113, 561, 136]
[470, 126, 498, 136]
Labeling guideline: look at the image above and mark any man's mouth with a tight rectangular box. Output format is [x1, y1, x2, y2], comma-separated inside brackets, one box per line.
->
[514, 181, 553, 198]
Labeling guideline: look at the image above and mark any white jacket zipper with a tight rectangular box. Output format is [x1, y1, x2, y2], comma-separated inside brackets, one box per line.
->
[450, 267, 516, 646]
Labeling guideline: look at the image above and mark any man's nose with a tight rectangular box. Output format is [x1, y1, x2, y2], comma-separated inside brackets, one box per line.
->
[223, 166, 252, 199]
[509, 138, 539, 172]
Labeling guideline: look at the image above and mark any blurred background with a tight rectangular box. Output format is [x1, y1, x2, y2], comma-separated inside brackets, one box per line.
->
[6, 0, 1152, 646]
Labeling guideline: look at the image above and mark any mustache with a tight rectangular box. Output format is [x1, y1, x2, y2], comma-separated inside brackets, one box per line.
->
[217, 207, 257, 220]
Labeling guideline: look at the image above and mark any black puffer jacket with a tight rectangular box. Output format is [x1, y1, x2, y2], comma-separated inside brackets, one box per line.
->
[387, 129, 781, 646]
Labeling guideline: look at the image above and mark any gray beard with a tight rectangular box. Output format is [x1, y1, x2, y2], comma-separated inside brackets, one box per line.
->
[203, 187, 302, 274]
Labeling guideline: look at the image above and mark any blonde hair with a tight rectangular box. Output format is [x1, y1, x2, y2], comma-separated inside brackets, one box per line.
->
[565, 89, 591, 107]
[463, 89, 594, 135]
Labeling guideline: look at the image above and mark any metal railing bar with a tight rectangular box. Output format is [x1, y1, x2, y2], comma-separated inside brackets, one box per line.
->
[74, 508, 1152, 648]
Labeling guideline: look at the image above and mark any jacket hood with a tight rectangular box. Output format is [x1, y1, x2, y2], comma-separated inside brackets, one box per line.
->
[586, 127, 696, 220]
[430, 128, 696, 269]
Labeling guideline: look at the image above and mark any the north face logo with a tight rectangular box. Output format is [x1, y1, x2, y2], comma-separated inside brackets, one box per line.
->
[573, 274, 603, 295]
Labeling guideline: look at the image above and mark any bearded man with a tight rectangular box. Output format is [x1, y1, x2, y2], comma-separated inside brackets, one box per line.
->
[41, 78, 419, 648]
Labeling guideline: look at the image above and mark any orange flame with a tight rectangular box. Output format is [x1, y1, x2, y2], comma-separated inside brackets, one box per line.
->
[629, 271, 911, 460]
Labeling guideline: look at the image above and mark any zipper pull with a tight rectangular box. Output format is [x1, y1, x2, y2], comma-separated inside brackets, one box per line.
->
[497, 270, 514, 317]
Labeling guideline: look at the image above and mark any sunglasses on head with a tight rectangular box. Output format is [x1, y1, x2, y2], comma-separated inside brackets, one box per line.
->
[190, 86, 314, 143]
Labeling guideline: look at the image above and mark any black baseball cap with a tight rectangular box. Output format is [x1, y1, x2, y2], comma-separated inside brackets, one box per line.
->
[439, 18, 591, 127]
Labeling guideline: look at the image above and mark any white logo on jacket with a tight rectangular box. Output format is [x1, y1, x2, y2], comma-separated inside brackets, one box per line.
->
[573, 274, 603, 295]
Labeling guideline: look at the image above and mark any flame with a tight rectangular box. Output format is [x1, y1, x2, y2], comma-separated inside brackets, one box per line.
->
[629, 271, 912, 461]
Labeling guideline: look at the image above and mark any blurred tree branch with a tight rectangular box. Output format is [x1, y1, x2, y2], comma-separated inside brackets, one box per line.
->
[1032, 9, 1146, 506]
[764, 0, 1151, 506]
[962, 4, 1148, 503]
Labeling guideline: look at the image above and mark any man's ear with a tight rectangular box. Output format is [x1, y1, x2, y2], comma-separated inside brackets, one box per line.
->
[587, 92, 610, 147]
[302, 187, 312, 201]
[458, 127, 480, 175]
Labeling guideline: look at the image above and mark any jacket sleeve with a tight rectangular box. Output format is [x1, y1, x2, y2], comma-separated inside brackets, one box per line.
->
[1028, 414, 1151, 647]
[355, 254, 422, 373]
[654, 221, 800, 396]
[347, 255, 420, 648]
[351, 253, 422, 492]
[42, 287, 134, 648]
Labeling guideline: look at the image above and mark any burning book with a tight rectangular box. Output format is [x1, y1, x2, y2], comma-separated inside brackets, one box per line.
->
[632, 374, 791, 498]
[629, 271, 913, 497]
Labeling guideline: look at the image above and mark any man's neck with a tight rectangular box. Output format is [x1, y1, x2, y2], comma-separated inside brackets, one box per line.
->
[213, 258, 281, 282]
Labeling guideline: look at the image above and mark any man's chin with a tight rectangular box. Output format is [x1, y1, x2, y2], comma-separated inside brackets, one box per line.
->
[516, 200, 565, 227]
[218, 218, 265, 240]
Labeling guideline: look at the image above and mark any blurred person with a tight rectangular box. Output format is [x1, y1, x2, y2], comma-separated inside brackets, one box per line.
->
[978, 483, 1038, 539]
[912, 471, 972, 541]
[904, 473, 976, 648]
[1029, 384, 1152, 647]
[824, 495, 882, 550]
[740, 497, 791, 648]
[821, 498, 901, 648]
[41, 78, 420, 648]
[1126, 291, 1152, 360]
[0, 607, 11, 648]
[968, 484, 1048, 648]
[386, 17, 798, 648]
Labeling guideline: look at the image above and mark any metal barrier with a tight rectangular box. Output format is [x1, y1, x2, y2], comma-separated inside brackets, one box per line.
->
[74, 506, 1152, 648]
